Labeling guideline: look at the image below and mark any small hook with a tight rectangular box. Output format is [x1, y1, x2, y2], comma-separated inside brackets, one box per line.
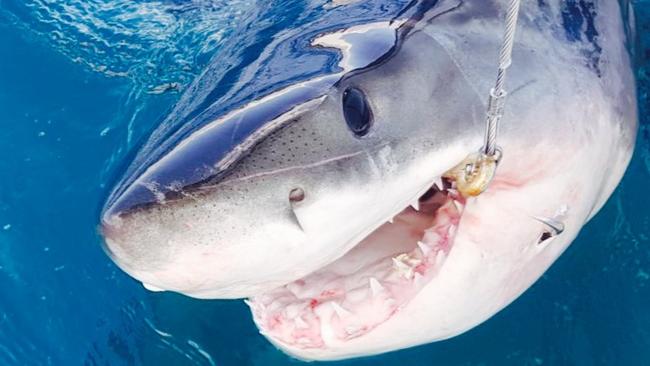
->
[533, 216, 565, 244]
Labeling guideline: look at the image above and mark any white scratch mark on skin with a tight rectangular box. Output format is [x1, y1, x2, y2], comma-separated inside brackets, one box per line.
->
[424, 31, 484, 107]
[364, 147, 382, 180]
[216, 150, 369, 185]
[214, 141, 391, 185]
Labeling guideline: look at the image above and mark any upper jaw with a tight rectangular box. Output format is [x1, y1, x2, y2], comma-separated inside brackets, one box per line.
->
[101, 139, 473, 299]
[102, 170, 448, 299]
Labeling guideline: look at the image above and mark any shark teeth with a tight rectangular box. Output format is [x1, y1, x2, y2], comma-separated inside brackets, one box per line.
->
[369, 277, 386, 297]
[417, 241, 432, 256]
[410, 199, 420, 211]
[251, 172, 467, 346]
[392, 257, 410, 270]
[433, 176, 444, 190]
[331, 301, 352, 318]
[392, 255, 415, 279]
[452, 199, 463, 212]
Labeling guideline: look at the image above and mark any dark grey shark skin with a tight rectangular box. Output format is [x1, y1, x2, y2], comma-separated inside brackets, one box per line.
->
[101, 0, 636, 359]
[102, 0, 433, 217]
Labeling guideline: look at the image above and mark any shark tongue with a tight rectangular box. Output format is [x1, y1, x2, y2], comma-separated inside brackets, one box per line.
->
[248, 189, 464, 349]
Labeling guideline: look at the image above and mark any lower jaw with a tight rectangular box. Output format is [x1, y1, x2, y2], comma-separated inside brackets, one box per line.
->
[247, 184, 465, 349]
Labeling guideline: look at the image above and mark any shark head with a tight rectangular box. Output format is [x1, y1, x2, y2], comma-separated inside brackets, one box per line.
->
[100, 0, 637, 361]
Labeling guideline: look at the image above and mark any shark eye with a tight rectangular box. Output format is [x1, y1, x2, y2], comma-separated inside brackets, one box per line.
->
[342, 87, 372, 137]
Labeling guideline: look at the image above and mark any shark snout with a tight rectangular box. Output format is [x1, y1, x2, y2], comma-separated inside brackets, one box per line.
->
[100, 206, 230, 296]
[100, 210, 170, 282]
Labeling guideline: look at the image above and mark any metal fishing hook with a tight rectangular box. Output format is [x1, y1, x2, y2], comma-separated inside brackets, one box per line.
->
[444, 0, 522, 198]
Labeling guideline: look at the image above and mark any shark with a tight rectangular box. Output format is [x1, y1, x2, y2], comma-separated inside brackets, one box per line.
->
[100, 0, 637, 361]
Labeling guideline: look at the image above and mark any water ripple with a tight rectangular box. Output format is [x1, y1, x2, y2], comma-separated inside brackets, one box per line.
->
[1, 0, 256, 90]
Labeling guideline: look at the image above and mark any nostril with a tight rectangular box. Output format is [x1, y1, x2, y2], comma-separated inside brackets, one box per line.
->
[99, 215, 126, 246]
[100, 221, 116, 240]
[99, 216, 140, 269]
[289, 187, 305, 203]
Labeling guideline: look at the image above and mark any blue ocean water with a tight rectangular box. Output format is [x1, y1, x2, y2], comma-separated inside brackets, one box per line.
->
[0, 1, 648, 365]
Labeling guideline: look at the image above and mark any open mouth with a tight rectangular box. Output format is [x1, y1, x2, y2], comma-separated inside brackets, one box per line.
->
[247, 177, 466, 349]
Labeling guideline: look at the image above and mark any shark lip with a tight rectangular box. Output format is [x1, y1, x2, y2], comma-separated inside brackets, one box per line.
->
[248, 177, 465, 349]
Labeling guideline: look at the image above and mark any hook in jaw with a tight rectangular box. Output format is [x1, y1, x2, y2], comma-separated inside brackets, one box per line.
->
[533, 215, 565, 245]
[443, 147, 502, 198]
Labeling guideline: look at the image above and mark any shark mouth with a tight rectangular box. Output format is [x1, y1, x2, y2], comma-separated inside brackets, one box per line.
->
[247, 178, 465, 349]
